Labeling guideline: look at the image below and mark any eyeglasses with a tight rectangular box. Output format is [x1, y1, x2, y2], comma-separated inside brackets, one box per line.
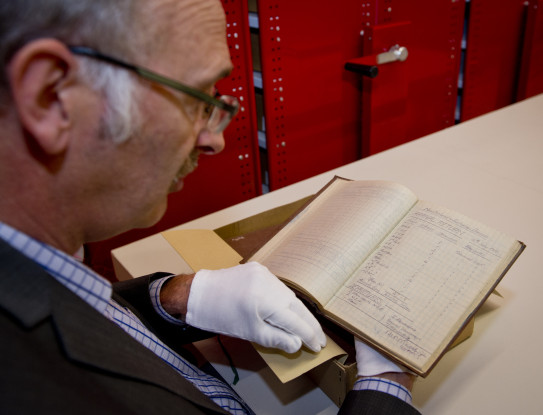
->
[68, 46, 240, 134]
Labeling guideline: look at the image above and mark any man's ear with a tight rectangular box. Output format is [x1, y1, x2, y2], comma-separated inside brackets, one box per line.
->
[7, 39, 78, 155]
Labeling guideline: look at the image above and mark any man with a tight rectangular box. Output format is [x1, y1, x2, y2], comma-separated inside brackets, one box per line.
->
[0, 0, 419, 414]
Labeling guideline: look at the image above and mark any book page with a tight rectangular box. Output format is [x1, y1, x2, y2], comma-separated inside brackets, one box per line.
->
[250, 179, 418, 306]
[326, 201, 521, 373]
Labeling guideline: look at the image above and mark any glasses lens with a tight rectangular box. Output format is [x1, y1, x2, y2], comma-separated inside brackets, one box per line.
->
[207, 95, 240, 133]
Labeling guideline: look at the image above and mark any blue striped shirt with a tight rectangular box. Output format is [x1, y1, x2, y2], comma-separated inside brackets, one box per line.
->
[353, 377, 413, 405]
[0, 222, 253, 415]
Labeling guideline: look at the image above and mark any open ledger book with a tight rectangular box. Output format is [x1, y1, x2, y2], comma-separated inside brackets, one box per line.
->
[248, 177, 525, 377]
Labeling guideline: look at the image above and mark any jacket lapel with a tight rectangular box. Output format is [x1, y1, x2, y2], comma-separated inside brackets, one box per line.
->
[0, 240, 228, 414]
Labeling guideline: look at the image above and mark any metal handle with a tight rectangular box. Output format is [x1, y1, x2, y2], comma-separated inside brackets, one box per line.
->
[376, 45, 408, 64]
[345, 45, 409, 78]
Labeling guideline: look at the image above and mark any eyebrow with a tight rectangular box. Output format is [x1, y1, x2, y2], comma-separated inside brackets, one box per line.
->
[220, 66, 234, 80]
[197, 65, 235, 91]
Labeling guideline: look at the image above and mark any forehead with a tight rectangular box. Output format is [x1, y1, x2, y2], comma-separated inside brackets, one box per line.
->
[149, 0, 233, 87]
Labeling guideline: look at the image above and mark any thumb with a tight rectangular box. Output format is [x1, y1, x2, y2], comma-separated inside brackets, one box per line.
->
[266, 306, 325, 353]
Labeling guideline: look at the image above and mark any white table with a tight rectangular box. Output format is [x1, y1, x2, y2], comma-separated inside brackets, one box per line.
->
[113, 94, 543, 414]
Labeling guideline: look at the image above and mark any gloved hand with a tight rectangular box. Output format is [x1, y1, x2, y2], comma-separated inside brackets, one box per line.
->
[186, 262, 327, 354]
[355, 338, 409, 377]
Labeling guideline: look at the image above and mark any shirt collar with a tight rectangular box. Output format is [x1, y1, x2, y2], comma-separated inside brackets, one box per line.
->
[0, 222, 112, 315]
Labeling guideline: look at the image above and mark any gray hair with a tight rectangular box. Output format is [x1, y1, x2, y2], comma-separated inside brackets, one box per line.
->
[0, 0, 150, 142]
[77, 56, 142, 143]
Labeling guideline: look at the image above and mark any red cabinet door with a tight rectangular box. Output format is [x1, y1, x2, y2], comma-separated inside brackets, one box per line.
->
[355, 0, 465, 156]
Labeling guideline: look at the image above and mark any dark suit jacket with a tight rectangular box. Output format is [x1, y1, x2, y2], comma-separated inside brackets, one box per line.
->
[0, 239, 420, 414]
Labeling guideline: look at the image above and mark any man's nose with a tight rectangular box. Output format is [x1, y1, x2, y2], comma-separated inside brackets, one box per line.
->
[195, 128, 226, 155]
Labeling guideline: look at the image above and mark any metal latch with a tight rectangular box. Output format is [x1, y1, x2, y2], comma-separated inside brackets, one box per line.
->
[376, 45, 408, 64]
[345, 45, 409, 78]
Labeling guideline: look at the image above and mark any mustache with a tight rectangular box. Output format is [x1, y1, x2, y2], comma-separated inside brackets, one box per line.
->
[178, 150, 200, 178]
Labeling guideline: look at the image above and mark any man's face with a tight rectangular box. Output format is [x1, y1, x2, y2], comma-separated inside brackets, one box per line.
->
[86, 0, 233, 238]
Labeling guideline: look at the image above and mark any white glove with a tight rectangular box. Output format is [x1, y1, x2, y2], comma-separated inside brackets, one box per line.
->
[186, 262, 326, 354]
[355, 339, 409, 377]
